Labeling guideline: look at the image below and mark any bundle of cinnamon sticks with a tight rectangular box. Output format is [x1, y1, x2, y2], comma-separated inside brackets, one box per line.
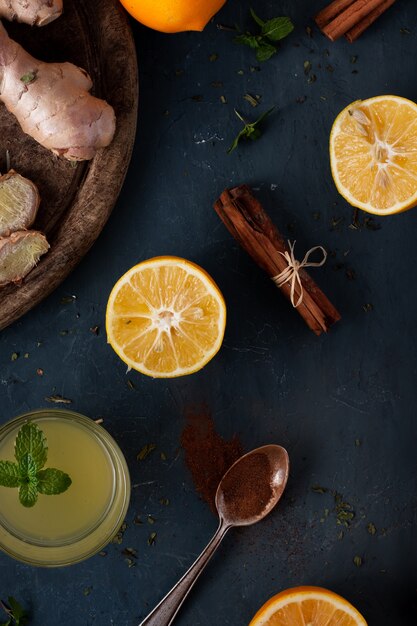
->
[315, 0, 396, 43]
[214, 185, 341, 336]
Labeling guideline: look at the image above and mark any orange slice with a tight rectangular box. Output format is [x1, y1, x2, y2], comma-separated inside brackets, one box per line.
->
[106, 256, 226, 378]
[330, 95, 417, 215]
[249, 586, 368, 626]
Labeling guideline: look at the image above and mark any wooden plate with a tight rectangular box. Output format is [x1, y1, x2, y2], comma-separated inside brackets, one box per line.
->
[0, 0, 138, 330]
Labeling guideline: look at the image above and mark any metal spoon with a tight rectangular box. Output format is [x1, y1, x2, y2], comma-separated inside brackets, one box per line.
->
[138, 444, 290, 626]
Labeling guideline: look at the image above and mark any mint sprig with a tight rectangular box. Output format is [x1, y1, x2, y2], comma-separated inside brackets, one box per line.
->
[0, 596, 28, 625]
[234, 8, 294, 62]
[0, 423, 71, 508]
[228, 107, 275, 154]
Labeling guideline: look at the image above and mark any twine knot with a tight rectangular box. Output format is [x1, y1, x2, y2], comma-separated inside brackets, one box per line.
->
[272, 240, 327, 308]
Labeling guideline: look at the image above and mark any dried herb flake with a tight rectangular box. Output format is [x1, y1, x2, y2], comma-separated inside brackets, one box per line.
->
[45, 395, 72, 405]
[148, 532, 157, 546]
[244, 93, 260, 107]
[137, 444, 156, 461]
[112, 522, 127, 545]
[311, 485, 328, 494]
[362, 303, 373, 313]
[60, 295, 76, 304]
[20, 71, 37, 85]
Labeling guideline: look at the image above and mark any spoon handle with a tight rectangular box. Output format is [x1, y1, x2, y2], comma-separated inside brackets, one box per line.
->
[138, 520, 230, 626]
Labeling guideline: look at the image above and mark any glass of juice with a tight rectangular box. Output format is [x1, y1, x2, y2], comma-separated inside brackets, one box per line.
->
[0, 409, 130, 567]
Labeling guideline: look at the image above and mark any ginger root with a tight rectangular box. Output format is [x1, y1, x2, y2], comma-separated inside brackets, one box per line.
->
[0, 22, 116, 160]
[0, 229, 49, 286]
[0, 169, 40, 237]
[0, 0, 63, 26]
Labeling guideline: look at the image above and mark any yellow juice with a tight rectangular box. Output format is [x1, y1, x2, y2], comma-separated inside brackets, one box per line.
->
[0, 410, 130, 566]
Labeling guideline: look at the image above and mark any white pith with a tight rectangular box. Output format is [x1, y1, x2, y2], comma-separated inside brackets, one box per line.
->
[330, 95, 417, 215]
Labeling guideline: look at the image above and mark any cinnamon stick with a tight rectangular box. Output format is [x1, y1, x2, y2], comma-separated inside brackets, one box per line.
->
[315, 0, 356, 29]
[345, 0, 396, 42]
[214, 185, 341, 336]
[315, 0, 396, 42]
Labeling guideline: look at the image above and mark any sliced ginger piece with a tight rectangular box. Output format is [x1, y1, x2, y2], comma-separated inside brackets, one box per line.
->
[0, 170, 40, 237]
[0, 230, 49, 287]
[0, 0, 63, 26]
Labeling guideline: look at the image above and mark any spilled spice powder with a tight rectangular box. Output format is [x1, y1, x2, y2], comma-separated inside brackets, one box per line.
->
[181, 409, 243, 512]
[219, 452, 273, 520]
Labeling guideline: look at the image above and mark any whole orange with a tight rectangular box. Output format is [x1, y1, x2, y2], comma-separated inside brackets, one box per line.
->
[119, 0, 227, 33]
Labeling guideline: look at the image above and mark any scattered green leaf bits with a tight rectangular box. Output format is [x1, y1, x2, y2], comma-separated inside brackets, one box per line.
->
[0, 423, 71, 508]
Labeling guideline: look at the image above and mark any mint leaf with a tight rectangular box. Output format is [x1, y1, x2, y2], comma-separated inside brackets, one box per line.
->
[234, 33, 260, 50]
[252, 106, 275, 126]
[37, 468, 72, 495]
[15, 423, 47, 469]
[227, 128, 247, 154]
[262, 17, 294, 42]
[18, 453, 37, 482]
[19, 481, 38, 508]
[256, 42, 277, 62]
[0, 461, 20, 488]
[250, 8, 265, 27]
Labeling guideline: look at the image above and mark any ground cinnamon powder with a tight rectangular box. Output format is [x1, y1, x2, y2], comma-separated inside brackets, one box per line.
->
[181, 409, 243, 513]
[219, 452, 273, 520]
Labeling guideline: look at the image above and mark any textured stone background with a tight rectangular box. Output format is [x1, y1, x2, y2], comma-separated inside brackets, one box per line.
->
[0, 0, 416, 624]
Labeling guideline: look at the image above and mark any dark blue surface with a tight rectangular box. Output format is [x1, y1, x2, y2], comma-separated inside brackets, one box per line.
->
[1, 0, 417, 624]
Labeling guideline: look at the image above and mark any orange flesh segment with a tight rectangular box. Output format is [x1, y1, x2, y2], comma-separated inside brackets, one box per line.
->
[331, 96, 417, 214]
[261, 599, 361, 625]
[106, 257, 226, 378]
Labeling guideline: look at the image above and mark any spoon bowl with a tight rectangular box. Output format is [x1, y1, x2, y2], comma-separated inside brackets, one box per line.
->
[139, 443, 290, 626]
[215, 444, 290, 526]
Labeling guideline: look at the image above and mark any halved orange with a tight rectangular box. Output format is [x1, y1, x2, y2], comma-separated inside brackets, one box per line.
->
[106, 256, 226, 378]
[330, 95, 417, 215]
[119, 0, 226, 33]
[249, 586, 367, 626]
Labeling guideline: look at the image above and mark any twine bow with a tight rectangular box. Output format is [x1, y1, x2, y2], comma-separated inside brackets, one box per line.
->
[272, 240, 327, 308]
